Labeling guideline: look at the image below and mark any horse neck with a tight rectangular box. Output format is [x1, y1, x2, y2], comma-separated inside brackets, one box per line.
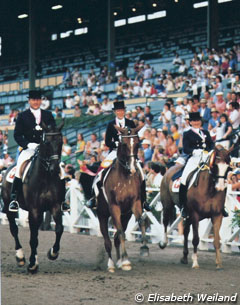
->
[198, 169, 215, 196]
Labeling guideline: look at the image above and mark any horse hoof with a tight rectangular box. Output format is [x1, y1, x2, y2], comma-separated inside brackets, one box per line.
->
[140, 246, 149, 257]
[108, 267, 115, 273]
[192, 264, 200, 269]
[116, 260, 122, 269]
[159, 242, 166, 250]
[180, 258, 188, 264]
[216, 265, 223, 270]
[121, 260, 132, 271]
[47, 248, 59, 261]
[27, 264, 39, 274]
[16, 256, 26, 267]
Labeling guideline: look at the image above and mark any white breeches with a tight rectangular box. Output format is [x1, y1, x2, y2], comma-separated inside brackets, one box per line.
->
[180, 153, 208, 185]
[15, 147, 37, 178]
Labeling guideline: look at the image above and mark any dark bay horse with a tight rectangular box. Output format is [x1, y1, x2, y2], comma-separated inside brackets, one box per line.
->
[1, 122, 64, 273]
[160, 145, 231, 269]
[80, 125, 148, 272]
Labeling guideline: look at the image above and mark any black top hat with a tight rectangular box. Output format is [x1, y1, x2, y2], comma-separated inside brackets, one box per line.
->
[113, 100, 125, 110]
[28, 90, 42, 99]
[189, 112, 202, 121]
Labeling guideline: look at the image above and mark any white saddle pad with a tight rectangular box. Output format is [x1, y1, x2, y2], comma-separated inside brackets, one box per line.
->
[172, 177, 181, 193]
[6, 163, 31, 184]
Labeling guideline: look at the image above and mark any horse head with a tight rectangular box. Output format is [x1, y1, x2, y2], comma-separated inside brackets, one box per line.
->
[40, 120, 64, 175]
[209, 144, 232, 191]
[114, 125, 142, 174]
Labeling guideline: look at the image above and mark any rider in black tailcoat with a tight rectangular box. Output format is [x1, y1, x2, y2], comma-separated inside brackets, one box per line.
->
[8, 90, 69, 213]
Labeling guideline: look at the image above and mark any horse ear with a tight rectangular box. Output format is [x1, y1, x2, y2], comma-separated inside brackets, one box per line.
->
[57, 119, 65, 132]
[209, 150, 216, 168]
[114, 125, 126, 134]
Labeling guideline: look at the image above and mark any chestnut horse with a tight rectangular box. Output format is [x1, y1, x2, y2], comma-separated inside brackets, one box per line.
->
[81, 126, 148, 272]
[1, 122, 64, 273]
[160, 145, 231, 269]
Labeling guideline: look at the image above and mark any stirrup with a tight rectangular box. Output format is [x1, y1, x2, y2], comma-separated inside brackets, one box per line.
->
[86, 197, 96, 209]
[9, 200, 19, 212]
[181, 208, 189, 219]
[143, 201, 151, 211]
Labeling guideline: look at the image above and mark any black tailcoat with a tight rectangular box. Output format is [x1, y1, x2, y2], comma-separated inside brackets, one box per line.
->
[105, 118, 136, 151]
[14, 109, 56, 149]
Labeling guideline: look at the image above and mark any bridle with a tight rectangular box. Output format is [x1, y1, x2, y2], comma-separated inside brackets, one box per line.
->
[117, 133, 139, 172]
[38, 131, 62, 172]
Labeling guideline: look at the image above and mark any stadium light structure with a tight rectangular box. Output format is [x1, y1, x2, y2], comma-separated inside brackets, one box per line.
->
[18, 14, 28, 19]
[51, 5, 63, 10]
[193, 1, 208, 8]
[114, 19, 126, 27]
[147, 10, 166, 20]
[128, 15, 146, 24]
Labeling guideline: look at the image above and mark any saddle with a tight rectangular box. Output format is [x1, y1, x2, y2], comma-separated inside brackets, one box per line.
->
[6, 151, 38, 184]
[171, 167, 201, 193]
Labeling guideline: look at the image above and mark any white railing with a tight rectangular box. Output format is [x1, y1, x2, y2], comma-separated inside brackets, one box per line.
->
[0, 184, 239, 254]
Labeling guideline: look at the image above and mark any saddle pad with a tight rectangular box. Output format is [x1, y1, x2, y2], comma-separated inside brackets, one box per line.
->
[6, 162, 31, 183]
[172, 177, 181, 193]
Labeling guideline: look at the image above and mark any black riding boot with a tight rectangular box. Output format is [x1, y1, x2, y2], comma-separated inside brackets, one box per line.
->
[9, 177, 22, 212]
[141, 180, 151, 211]
[60, 179, 70, 212]
[179, 184, 188, 219]
[86, 180, 103, 209]
[222, 207, 229, 217]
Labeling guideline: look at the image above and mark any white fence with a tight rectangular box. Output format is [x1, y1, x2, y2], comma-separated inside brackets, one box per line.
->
[1, 183, 240, 254]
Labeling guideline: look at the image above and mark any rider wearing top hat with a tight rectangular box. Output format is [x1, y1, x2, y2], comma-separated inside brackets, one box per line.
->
[179, 112, 215, 218]
[8, 90, 70, 213]
[87, 100, 151, 211]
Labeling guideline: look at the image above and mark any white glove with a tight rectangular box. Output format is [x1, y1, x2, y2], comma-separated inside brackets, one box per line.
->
[27, 143, 38, 150]
[192, 149, 202, 156]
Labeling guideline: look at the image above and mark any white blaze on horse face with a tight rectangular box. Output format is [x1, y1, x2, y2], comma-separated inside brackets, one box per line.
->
[215, 162, 229, 191]
[130, 138, 136, 174]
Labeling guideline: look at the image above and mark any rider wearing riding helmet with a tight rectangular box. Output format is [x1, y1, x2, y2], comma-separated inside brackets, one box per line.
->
[8, 90, 69, 213]
[87, 100, 151, 211]
[179, 111, 215, 218]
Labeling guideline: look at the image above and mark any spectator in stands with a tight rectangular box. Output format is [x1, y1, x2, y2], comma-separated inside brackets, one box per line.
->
[8, 109, 15, 125]
[72, 68, 80, 87]
[93, 103, 102, 115]
[101, 96, 112, 114]
[225, 67, 234, 79]
[213, 75, 223, 97]
[165, 135, 178, 158]
[75, 133, 85, 168]
[2, 152, 13, 168]
[155, 79, 166, 96]
[79, 90, 89, 107]
[141, 139, 153, 163]
[61, 136, 72, 164]
[73, 91, 80, 106]
[215, 92, 226, 114]
[99, 142, 110, 161]
[136, 106, 145, 120]
[85, 133, 100, 158]
[164, 74, 175, 93]
[175, 97, 185, 131]
[149, 163, 166, 188]
[132, 81, 141, 97]
[199, 98, 211, 130]
[143, 64, 153, 79]
[63, 68, 71, 87]
[178, 59, 188, 76]
[204, 91, 213, 108]
[144, 105, 154, 127]
[41, 96, 50, 110]
[170, 124, 180, 146]
[231, 74, 240, 93]
[93, 82, 104, 100]
[216, 113, 232, 149]
[229, 102, 240, 132]
[172, 52, 182, 71]
[73, 105, 82, 117]
[208, 108, 220, 140]
[64, 94, 74, 109]
[115, 80, 123, 98]
[159, 103, 172, 131]
[85, 99, 96, 115]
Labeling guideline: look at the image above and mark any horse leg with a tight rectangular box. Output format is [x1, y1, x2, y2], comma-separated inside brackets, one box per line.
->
[28, 211, 43, 273]
[99, 215, 114, 272]
[181, 218, 191, 265]
[159, 206, 171, 249]
[47, 208, 64, 261]
[115, 212, 132, 269]
[132, 199, 149, 256]
[7, 212, 26, 267]
[212, 215, 223, 269]
[111, 204, 131, 271]
[191, 216, 200, 269]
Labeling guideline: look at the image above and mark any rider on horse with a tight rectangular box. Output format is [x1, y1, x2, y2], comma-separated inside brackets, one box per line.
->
[8, 90, 69, 213]
[87, 100, 151, 211]
[179, 111, 216, 218]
